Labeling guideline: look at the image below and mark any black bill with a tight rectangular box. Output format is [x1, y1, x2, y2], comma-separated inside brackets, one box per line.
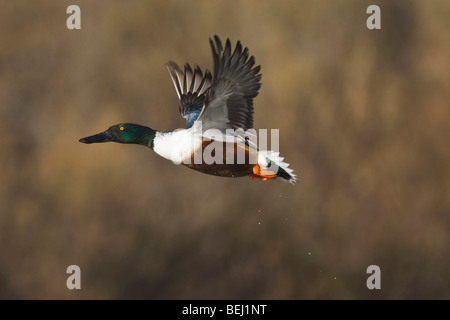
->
[79, 130, 113, 144]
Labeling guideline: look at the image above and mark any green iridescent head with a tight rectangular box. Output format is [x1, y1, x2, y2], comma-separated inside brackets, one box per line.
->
[79, 123, 156, 148]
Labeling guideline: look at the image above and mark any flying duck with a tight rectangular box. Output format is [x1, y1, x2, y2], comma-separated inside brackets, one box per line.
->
[80, 36, 297, 183]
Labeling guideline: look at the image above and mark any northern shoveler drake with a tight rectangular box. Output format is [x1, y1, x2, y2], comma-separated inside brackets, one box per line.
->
[80, 36, 297, 184]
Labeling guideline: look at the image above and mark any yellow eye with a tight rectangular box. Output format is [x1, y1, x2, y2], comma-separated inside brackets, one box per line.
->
[120, 126, 124, 131]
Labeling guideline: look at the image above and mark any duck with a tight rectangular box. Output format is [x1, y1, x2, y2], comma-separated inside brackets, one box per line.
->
[79, 36, 297, 184]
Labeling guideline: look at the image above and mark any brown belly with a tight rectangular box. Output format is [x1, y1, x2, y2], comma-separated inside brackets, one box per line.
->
[182, 140, 257, 178]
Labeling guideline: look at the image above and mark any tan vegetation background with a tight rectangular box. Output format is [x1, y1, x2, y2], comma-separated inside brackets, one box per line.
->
[0, 0, 449, 299]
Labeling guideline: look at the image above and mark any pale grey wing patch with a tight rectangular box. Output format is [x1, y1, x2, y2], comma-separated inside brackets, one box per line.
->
[166, 61, 212, 128]
[196, 82, 232, 131]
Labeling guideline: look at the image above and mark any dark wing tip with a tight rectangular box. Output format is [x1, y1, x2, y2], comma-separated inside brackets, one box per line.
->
[209, 35, 261, 80]
[166, 61, 184, 100]
[213, 35, 223, 52]
[165, 60, 183, 76]
[205, 36, 262, 130]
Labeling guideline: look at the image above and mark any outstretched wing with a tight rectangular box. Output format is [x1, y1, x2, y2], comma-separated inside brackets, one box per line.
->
[166, 61, 212, 129]
[195, 36, 262, 131]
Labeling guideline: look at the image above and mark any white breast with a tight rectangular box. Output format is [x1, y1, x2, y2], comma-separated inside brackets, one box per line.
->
[153, 128, 202, 164]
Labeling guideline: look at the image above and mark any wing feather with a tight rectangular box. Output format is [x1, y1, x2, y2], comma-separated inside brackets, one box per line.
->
[166, 61, 212, 128]
[195, 36, 262, 131]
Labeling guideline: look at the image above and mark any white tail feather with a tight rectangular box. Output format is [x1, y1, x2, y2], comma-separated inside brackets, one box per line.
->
[258, 151, 298, 184]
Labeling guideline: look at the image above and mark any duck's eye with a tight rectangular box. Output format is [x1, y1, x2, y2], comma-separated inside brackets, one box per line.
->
[120, 126, 124, 131]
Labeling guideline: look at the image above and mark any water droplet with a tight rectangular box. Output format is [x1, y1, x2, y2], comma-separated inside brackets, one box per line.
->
[308, 252, 311, 255]
[258, 222, 261, 225]
[258, 209, 261, 213]
[334, 277, 337, 280]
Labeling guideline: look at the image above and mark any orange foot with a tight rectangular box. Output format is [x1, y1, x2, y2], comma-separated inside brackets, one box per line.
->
[249, 164, 277, 181]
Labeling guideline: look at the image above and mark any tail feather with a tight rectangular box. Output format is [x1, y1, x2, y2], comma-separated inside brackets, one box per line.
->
[256, 151, 298, 184]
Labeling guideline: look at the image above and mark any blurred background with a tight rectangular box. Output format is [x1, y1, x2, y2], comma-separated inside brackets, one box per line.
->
[0, 0, 449, 299]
